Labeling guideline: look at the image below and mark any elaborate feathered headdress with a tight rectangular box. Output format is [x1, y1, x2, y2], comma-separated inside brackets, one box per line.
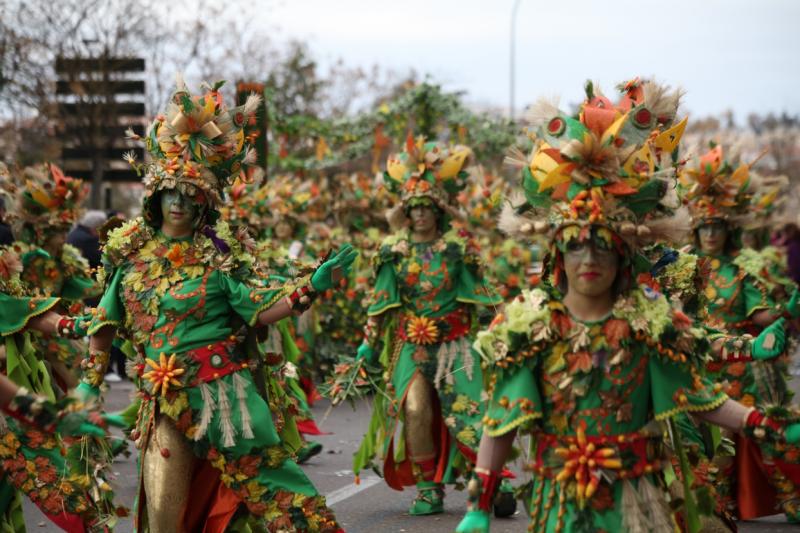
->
[3, 163, 88, 244]
[383, 136, 472, 229]
[679, 143, 765, 228]
[500, 79, 689, 249]
[127, 77, 263, 227]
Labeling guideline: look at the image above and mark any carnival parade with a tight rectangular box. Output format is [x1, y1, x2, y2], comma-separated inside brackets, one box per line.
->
[1, 1, 800, 531]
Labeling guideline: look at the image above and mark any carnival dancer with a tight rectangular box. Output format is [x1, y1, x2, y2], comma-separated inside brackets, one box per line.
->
[455, 80, 800, 533]
[681, 144, 800, 520]
[75, 79, 354, 532]
[0, 226, 122, 531]
[5, 162, 99, 390]
[352, 138, 512, 516]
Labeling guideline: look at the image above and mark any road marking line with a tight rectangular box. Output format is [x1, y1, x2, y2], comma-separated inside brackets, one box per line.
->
[325, 475, 382, 506]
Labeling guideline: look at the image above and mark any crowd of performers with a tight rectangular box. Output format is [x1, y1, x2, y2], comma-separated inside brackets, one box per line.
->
[0, 75, 799, 533]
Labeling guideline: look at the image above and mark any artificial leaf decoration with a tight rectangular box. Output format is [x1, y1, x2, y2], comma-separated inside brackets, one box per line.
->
[602, 318, 631, 349]
[514, 78, 685, 243]
[653, 117, 687, 154]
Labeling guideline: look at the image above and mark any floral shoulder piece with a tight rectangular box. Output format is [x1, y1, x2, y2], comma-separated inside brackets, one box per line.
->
[474, 288, 552, 367]
[734, 246, 792, 292]
[100, 218, 154, 275]
[657, 252, 701, 302]
[374, 227, 478, 269]
[613, 285, 710, 368]
[100, 217, 257, 283]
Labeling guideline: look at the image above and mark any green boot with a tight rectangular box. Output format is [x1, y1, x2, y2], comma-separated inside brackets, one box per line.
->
[296, 441, 323, 464]
[409, 481, 444, 515]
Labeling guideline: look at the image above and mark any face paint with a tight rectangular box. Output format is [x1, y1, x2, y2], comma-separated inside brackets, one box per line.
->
[160, 190, 200, 235]
[409, 205, 438, 235]
[697, 221, 727, 255]
[557, 226, 620, 298]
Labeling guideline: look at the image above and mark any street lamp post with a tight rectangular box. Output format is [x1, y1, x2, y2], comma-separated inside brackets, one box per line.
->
[510, 0, 522, 121]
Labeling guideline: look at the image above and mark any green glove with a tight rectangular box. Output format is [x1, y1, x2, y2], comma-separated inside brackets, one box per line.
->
[57, 410, 107, 438]
[788, 288, 800, 318]
[751, 318, 786, 360]
[311, 244, 358, 292]
[786, 423, 800, 444]
[356, 343, 375, 364]
[74, 382, 100, 402]
[455, 510, 490, 533]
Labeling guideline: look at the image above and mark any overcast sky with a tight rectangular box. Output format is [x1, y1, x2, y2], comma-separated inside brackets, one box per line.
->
[259, 0, 799, 120]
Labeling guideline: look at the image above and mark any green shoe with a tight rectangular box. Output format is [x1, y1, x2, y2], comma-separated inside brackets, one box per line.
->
[296, 441, 323, 464]
[409, 481, 444, 516]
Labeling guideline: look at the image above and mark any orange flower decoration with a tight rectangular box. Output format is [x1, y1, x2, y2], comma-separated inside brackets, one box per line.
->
[406, 316, 439, 344]
[554, 423, 622, 508]
[143, 353, 185, 396]
[165, 244, 185, 267]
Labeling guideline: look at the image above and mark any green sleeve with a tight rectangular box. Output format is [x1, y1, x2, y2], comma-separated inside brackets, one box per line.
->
[61, 275, 100, 301]
[87, 267, 125, 335]
[218, 273, 293, 326]
[742, 276, 773, 317]
[0, 294, 59, 336]
[457, 261, 503, 307]
[648, 355, 727, 420]
[484, 365, 543, 437]
[366, 262, 400, 316]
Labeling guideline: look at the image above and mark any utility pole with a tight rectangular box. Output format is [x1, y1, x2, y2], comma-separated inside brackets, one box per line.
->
[510, 0, 522, 121]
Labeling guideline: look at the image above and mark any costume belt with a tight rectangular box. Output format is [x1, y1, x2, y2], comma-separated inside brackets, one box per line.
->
[138, 339, 249, 397]
[528, 429, 664, 482]
[397, 307, 471, 345]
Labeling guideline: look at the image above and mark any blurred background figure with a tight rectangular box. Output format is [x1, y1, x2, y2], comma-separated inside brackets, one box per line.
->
[66, 209, 106, 270]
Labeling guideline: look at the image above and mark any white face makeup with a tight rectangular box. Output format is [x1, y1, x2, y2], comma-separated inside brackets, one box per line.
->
[160, 190, 199, 237]
[562, 240, 619, 298]
[697, 221, 728, 255]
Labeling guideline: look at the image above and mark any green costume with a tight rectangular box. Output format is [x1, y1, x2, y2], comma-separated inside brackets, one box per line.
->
[354, 227, 502, 487]
[87, 218, 341, 531]
[477, 286, 727, 532]
[681, 143, 800, 520]
[17, 242, 98, 372]
[0, 247, 113, 532]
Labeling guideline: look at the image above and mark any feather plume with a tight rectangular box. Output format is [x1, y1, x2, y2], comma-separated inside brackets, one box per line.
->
[643, 206, 692, 246]
[194, 383, 215, 441]
[638, 477, 673, 533]
[243, 93, 262, 116]
[175, 71, 187, 93]
[233, 372, 255, 439]
[216, 379, 236, 448]
[503, 145, 529, 170]
[621, 480, 649, 533]
[524, 96, 561, 130]
[642, 81, 684, 123]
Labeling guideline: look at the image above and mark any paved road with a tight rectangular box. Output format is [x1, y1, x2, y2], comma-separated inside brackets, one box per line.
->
[22, 380, 800, 531]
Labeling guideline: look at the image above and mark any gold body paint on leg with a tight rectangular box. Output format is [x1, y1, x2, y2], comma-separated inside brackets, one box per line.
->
[404, 373, 436, 463]
[142, 414, 195, 533]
